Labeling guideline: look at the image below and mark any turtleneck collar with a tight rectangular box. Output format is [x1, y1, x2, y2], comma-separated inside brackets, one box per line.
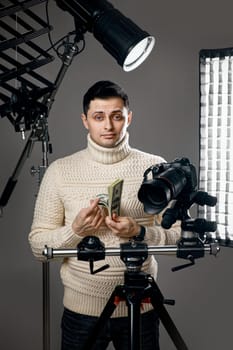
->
[87, 132, 131, 164]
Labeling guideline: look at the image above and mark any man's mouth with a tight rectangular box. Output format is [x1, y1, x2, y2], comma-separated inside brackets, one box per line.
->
[102, 133, 115, 138]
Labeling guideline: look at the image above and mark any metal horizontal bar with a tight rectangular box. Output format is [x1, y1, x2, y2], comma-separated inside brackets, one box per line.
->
[0, 91, 10, 103]
[0, 54, 53, 84]
[0, 0, 47, 18]
[0, 67, 40, 91]
[0, 54, 54, 88]
[0, 19, 51, 50]
[8, 0, 51, 28]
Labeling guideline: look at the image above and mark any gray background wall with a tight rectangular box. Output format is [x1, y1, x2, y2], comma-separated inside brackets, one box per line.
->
[0, 0, 233, 349]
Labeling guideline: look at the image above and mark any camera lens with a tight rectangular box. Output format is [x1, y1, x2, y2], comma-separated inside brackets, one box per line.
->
[138, 168, 187, 214]
[138, 179, 171, 214]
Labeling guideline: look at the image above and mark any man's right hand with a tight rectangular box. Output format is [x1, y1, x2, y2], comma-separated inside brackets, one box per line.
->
[72, 198, 105, 236]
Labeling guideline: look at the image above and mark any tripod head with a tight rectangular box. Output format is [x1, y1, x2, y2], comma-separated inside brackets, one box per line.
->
[74, 236, 149, 274]
[120, 241, 148, 273]
[161, 189, 217, 271]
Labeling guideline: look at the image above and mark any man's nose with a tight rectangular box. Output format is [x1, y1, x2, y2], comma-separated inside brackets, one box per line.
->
[104, 117, 113, 129]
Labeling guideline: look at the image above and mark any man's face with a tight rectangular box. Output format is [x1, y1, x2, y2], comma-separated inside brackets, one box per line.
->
[81, 97, 132, 148]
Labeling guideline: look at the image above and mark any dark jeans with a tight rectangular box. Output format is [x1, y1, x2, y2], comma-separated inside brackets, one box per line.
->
[61, 308, 160, 350]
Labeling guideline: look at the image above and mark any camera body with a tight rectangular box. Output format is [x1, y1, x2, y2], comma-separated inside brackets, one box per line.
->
[138, 157, 197, 214]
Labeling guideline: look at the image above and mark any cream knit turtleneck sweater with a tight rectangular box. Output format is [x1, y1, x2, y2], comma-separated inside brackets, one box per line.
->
[29, 133, 180, 317]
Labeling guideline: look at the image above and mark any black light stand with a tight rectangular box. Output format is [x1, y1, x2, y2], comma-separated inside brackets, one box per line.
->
[1, 38, 83, 350]
[1, 39, 84, 350]
[0, 3, 86, 349]
[40, 34, 84, 350]
[43, 236, 219, 350]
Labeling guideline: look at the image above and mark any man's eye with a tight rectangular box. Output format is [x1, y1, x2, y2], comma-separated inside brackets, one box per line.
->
[94, 115, 104, 121]
[113, 114, 123, 120]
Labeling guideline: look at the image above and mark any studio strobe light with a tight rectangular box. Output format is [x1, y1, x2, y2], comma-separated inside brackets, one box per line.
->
[55, 0, 155, 71]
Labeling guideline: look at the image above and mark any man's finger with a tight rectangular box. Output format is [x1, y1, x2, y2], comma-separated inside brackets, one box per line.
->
[89, 198, 100, 208]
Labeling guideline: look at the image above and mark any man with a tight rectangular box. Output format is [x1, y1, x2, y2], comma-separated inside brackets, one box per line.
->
[29, 80, 181, 349]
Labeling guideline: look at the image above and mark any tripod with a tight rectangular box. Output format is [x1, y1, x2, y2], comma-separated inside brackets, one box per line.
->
[79, 240, 189, 350]
[82, 271, 188, 350]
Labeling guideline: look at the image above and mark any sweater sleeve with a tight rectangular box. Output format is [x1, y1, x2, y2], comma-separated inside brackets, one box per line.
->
[28, 161, 81, 260]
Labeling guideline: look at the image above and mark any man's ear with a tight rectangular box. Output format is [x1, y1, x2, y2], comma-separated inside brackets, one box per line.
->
[127, 111, 133, 126]
[81, 113, 89, 130]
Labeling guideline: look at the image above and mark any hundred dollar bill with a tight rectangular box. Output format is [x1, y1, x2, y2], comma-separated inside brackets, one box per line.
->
[96, 179, 124, 217]
[108, 178, 124, 217]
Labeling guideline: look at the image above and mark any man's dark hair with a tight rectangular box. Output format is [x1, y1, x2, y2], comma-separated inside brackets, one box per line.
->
[83, 80, 129, 115]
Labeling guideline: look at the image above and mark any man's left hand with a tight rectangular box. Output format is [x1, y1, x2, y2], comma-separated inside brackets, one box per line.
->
[105, 213, 140, 239]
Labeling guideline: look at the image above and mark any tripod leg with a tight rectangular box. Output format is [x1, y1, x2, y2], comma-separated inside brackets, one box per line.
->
[127, 299, 141, 350]
[81, 288, 121, 350]
[149, 279, 189, 350]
